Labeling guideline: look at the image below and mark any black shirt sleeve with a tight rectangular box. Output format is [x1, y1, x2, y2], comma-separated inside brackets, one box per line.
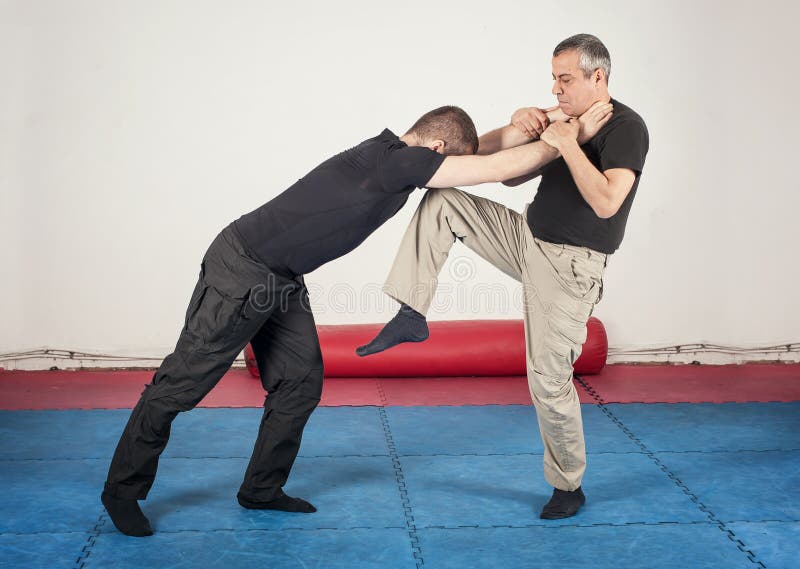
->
[379, 146, 447, 192]
[599, 119, 649, 175]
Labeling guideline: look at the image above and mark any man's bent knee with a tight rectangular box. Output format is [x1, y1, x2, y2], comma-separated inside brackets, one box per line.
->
[263, 366, 323, 413]
[421, 186, 464, 207]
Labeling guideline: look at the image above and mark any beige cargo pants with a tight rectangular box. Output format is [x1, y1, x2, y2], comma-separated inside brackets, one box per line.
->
[384, 187, 607, 491]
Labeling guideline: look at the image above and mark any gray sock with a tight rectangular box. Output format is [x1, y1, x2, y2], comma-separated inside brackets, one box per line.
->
[356, 304, 429, 357]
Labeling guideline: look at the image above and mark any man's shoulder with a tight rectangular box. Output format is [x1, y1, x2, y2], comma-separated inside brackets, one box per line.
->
[608, 99, 647, 131]
[320, 129, 404, 170]
[362, 128, 404, 151]
[590, 98, 648, 151]
[592, 98, 649, 170]
[338, 128, 402, 156]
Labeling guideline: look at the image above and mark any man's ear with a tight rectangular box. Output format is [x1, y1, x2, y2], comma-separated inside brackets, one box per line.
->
[593, 68, 605, 86]
[428, 139, 446, 154]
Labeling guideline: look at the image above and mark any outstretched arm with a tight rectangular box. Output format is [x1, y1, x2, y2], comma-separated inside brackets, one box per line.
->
[476, 125, 532, 156]
[430, 102, 614, 189]
[477, 107, 563, 155]
[425, 140, 560, 188]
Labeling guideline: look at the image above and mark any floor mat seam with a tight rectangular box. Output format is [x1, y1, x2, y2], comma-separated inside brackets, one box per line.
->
[3, 448, 798, 463]
[599, 400, 800, 405]
[577, 375, 767, 569]
[377, 380, 424, 568]
[71, 511, 106, 569]
[6, 518, 798, 538]
[423, 520, 721, 529]
[104, 525, 409, 534]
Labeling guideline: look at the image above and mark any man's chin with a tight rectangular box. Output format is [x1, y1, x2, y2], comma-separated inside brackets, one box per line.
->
[559, 103, 578, 118]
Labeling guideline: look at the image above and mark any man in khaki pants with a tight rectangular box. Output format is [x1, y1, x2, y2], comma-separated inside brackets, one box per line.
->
[358, 34, 649, 519]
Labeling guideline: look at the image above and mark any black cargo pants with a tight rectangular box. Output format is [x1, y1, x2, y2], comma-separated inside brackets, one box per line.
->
[104, 224, 323, 503]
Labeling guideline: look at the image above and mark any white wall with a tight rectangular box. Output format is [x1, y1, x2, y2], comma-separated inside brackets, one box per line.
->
[2, 0, 799, 366]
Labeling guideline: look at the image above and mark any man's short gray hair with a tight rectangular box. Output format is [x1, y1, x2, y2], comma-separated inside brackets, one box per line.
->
[554, 34, 611, 83]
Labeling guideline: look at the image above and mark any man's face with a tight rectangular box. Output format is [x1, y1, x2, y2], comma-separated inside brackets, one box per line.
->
[551, 49, 602, 116]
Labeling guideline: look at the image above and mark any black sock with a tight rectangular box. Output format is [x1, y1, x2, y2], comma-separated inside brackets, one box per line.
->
[539, 487, 586, 520]
[237, 490, 316, 513]
[356, 304, 429, 357]
[101, 492, 153, 537]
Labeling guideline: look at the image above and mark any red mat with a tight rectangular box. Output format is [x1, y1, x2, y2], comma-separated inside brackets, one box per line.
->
[0, 364, 798, 410]
[582, 363, 800, 404]
[0, 369, 382, 410]
[378, 376, 594, 406]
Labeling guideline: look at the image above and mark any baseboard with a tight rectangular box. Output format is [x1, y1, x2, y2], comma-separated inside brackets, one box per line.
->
[2, 345, 798, 371]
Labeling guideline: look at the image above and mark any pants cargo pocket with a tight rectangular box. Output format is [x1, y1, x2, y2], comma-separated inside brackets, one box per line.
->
[537, 241, 603, 303]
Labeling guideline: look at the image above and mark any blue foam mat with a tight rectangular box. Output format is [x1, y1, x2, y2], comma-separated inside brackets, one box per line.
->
[398, 453, 708, 527]
[608, 402, 800, 452]
[0, 532, 88, 569]
[385, 405, 641, 456]
[0, 456, 405, 534]
[138, 456, 406, 532]
[655, 450, 800, 521]
[727, 521, 800, 569]
[1, 403, 797, 569]
[418, 525, 757, 569]
[167, 406, 388, 458]
[0, 459, 107, 534]
[0, 410, 126, 460]
[6, 403, 794, 462]
[0, 407, 389, 461]
[89, 528, 415, 569]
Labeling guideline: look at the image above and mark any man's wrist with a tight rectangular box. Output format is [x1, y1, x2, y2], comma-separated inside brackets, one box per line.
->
[541, 138, 569, 152]
[508, 123, 538, 141]
[558, 138, 581, 155]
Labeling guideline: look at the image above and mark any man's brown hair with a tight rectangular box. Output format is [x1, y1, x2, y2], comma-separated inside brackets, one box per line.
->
[405, 106, 479, 155]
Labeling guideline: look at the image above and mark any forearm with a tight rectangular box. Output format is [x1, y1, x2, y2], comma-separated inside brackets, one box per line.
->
[425, 140, 560, 188]
[559, 141, 616, 218]
[477, 109, 565, 155]
[487, 141, 560, 182]
[477, 125, 531, 155]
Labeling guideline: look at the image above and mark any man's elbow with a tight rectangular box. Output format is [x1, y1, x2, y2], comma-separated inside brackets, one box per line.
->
[593, 200, 622, 219]
[502, 171, 538, 187]
[595, 174, 636, 218]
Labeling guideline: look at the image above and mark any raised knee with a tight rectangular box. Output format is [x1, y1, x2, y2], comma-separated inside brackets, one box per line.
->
[422, 186, 460, 207]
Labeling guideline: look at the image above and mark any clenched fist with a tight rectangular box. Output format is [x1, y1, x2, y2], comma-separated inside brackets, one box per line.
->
[540, 119, 581, 150]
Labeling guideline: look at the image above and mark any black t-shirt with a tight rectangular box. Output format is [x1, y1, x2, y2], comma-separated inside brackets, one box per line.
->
[233, 129, 446, 276]
[526, 98, 649, 254]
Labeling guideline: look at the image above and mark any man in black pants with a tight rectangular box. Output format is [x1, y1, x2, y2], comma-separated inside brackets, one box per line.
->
[102, 103, 611, 537]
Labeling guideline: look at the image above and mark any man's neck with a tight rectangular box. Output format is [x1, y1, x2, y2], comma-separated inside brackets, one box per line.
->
[567, 93, 612, 118]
